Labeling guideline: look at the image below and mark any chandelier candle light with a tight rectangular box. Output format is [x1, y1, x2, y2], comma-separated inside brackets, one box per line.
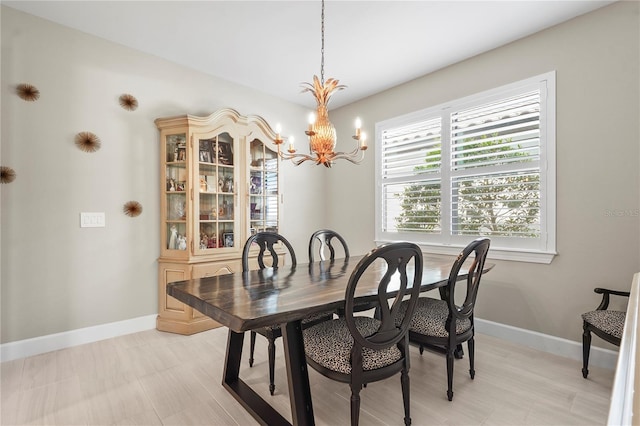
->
[274, 0, 367, 168]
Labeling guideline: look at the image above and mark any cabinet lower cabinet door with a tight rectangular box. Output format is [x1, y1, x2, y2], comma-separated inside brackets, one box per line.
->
[157, 260, 240, 335]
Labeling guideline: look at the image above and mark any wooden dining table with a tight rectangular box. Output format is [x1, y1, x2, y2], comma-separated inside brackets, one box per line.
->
[167, 253, 494, 426]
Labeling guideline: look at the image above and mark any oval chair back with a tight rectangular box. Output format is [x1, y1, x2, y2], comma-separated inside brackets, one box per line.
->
[442, 237, 491, 329]
[308, 229, 350, 262]
[344, 242, 423, 350]
[242, 231, 297, 272]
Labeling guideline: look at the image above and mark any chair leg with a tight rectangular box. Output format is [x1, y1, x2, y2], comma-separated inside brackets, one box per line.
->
[454, 343, 464, 359]
[349, 384, 362, 426]
[401, 368, 412, 425]
[468, 338, 475, 380]
[268, 336, 276, 395]
[446, 349, 455, 401]
[249, 331, 257, 367]
[582, 323, 591, 379]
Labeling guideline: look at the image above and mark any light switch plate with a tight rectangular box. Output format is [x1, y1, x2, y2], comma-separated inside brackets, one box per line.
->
[80, 212, 105, 228]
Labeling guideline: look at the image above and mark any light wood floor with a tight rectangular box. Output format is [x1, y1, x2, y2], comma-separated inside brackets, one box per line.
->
[1, 326, 614, 425]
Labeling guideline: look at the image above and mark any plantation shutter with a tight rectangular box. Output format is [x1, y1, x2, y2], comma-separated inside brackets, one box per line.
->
[375, 72, 555, 261]
[380, 117, 442, 233]
[449, 91, 541, 237]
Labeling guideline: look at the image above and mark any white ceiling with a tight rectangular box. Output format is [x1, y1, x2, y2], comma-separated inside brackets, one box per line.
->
[4, 0, 615, 109]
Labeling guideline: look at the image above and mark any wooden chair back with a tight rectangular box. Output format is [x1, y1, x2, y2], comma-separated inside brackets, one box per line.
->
[242, 231, 297, 272]
[344, 242, 423, 351]
[309, 229, 350, 262]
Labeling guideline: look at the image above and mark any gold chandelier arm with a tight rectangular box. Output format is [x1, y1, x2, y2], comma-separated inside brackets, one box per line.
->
[328, 148, 366, 164]
[295, 157, 317, 166]
[276, 142, 365, 167]
[277, 148, 317, 165]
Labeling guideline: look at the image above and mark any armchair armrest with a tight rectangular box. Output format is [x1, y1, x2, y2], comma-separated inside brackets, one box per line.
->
[594, 287, 631, 310]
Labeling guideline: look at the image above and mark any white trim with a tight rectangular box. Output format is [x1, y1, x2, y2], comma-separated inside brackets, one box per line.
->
[0, 314, 157, 362]
[376, 239, 556, 264]
[476, 318, 618, 370]
[607, 272, 640, 425]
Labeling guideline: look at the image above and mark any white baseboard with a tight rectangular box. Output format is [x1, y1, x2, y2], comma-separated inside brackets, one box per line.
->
[475, 317, 618, 370]
[1, 314, 618, 370]
[0, 314, 157, 362]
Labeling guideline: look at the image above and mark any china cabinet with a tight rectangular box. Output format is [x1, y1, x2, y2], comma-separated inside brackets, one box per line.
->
[155, 108, 281, 334]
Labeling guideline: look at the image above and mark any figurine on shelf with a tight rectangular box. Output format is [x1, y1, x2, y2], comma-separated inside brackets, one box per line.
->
[175, 200, 186, 220]
[200, 233, 208, 250]
[219, 200, 229, 219]
[177, 143, 186, 161]
[250, 176, 261, 194]
[177, 234, 187, 250]
[207, 234, 217, 248]
[223, 176, 233, 193]
[168, 179, 176, 191]
[169, 225, 178, 250]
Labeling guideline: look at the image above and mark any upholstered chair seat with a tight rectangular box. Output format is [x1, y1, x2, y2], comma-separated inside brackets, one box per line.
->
[581, 310, 625, 340]
[304, 317, 402, 374]
[398, 297, 472, 338]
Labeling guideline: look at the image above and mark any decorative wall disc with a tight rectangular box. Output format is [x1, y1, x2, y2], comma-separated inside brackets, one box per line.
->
[123, 200, 143, 217]
[74, 131, 101, 153]
[1, 166, 16, 184]
[16, 83, 40, 102]
[119, 94, 138, 111]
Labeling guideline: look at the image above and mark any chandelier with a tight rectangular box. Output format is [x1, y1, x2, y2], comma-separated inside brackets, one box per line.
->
[274, 0, 367, 168]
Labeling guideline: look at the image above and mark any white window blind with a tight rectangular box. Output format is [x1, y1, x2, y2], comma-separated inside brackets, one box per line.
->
[381, 117, 442, 234]
[375, 72, 556, 263]
[450, 91, 541, 238]
[265, 159, 279, 228]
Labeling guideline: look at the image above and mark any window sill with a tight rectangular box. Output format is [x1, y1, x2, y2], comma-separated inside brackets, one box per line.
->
[375, 240, 557, 264]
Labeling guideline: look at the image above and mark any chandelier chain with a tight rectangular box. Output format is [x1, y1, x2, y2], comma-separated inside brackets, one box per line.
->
[320, 0, 325, 85]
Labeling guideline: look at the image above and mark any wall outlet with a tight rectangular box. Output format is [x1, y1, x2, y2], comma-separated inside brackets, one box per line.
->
[80, 212, 105, 228]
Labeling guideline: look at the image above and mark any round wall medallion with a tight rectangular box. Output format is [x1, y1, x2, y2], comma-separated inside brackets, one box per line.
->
[16, 83, 40, 102]
[123, 200, 143, 217]
[1, 166, 17, 184]
[75, 131, 101, 153]
[119, 94, 139, 111]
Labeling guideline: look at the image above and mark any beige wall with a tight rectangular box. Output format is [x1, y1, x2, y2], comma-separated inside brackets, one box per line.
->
[0, 6, 326, 343]
[1, 2, 638, 348]
[329, 0, 640, 345]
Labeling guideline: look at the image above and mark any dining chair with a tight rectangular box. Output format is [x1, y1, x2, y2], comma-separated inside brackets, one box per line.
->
[581, 287, 629, 378]
[398, 237, 490, 401]
[242, 231, 333, 395]
[308, 229, 379, 318]
[303, 242, 423, 426]
[308, 229, 350, 262]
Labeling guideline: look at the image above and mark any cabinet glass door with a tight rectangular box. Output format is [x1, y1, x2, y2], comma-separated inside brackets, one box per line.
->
[165, 133, 188, 252]
[249, 138, 279, 234]
[196, 132, 236, 253]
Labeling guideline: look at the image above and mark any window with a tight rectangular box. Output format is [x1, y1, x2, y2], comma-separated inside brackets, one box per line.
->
[375, 72, 556, 263]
